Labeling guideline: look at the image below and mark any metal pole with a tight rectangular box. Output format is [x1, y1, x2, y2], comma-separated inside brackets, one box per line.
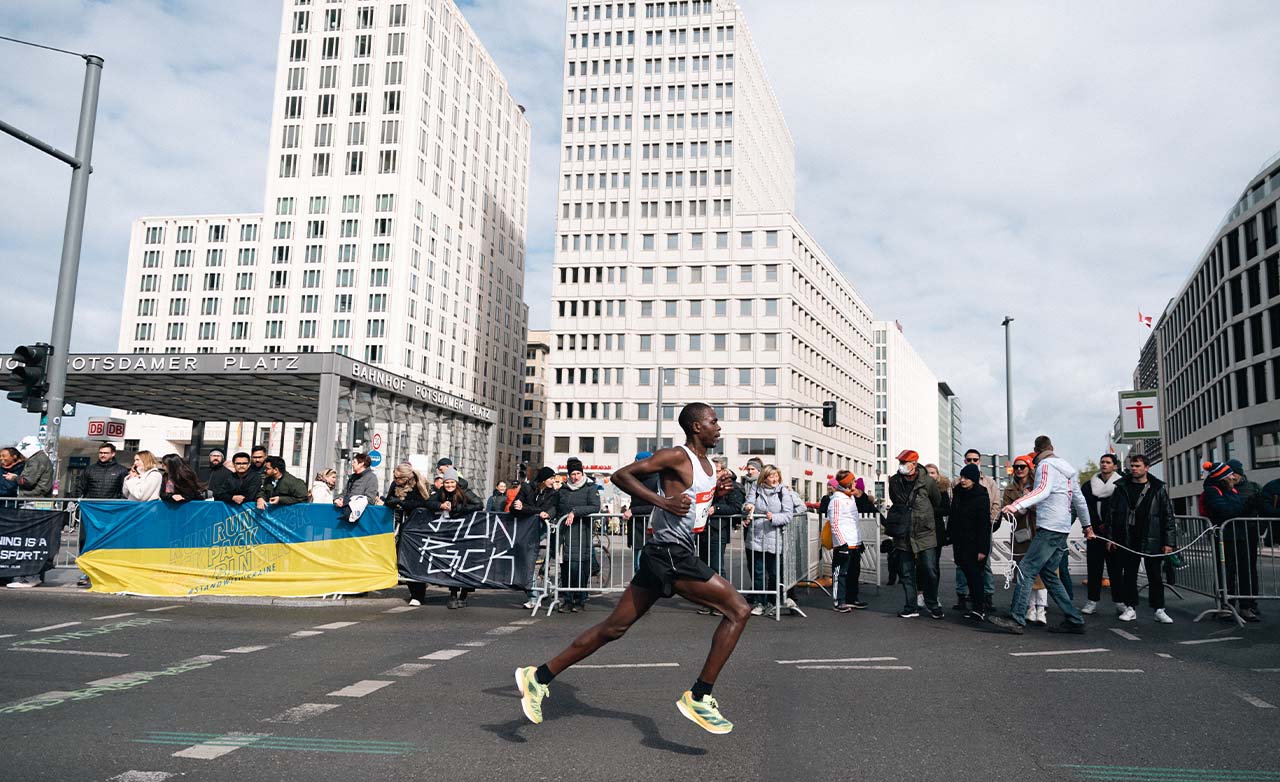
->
[1002, 316, 1015, 465]
[655, 365, 662, 448]
[43, 54, 104, 495]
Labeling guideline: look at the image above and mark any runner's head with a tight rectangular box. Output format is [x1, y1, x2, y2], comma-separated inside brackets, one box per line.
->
[678, 402, 719, 446]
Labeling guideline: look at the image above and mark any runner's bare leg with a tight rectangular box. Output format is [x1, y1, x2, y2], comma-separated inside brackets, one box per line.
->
[544, 584, 661, 675]
[673, 574, 751, 684]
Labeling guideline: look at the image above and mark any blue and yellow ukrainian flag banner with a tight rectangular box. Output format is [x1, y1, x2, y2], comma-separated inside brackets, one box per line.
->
[78, 501, 397, 597]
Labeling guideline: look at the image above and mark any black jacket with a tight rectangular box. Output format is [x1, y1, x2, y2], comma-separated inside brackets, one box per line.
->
[78, 459, 129, 499]
[557, 480, 601, 558]
[513, 482, 560, 521]
[384, 488, 432, 521]
[213, 470, 262, 505]
[625, 473, 661, 548]
[1106, 475, 1175, 555]
[948, 484, 991, 559]
[425, 486, 483, 518]
[707, 482, 746, 537]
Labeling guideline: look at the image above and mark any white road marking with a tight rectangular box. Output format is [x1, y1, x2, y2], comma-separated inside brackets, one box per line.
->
[178, 655, 227, 664]
[575, 663, 681, 669]
[30, 622, 81, 633]
[420, 649, 469, 661]
[794, 665, 913, 670]
[145, 606, 184, 613]
[509, 619, 540, 626]
[0, 634, 13, 639]
[289, 630, 324, 638]
[263, 703, 340, 723]
[1252, 668, 1280, 672]
[1178, 637, 1242, 645]
[108, 772, 177, 782]
[89, 673, 150, 686]
[92, 612, 138, 620]
[12, 648, 130, 658]
[458, 641, 488, 647]
[222, 645, 272, 654]
[1045, 668, 1144, 674]
[777, 656, 897, 665]
[1157, 653, 1174, 659]
[1238, 692, 1276, 709]
[327, 680, 394, 698]
[384, 606, 418, 613]
[486, 626, 522, 635]
[381, 663, 434, 677]
[1109, 628, 1141, 641]
[312, 621, 359, 630]
[1009, 648, 1110, 657]
[171, 732, 266, 759]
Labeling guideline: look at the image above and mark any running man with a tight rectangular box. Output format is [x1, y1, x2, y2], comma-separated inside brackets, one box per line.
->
[515, 403, 751, 734]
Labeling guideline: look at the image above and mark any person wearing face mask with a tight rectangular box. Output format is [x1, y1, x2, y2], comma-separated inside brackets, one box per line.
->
[1081, 453, 1123, 616]
[886, 450, 943, 619]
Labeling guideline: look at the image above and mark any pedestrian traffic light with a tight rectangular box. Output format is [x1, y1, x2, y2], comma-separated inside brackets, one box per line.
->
[7, 343, 52, 413]
[351, 419, 369, 446]
[821, 400, 837, 427]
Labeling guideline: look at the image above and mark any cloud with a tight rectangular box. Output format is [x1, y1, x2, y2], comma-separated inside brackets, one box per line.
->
[4, 1, 1278, 472]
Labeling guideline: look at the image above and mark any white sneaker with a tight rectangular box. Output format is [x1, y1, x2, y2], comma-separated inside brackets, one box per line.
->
[1118, 606, 1137, 622]
[784, 596, 799, 611]
[917, 594, 926, 608]
[750, 604, 765, 616]
[1035, 606, 1047, 625]
[1114, 603, 1128, 616]
[1081, 600, 1098, 615]
[1154, 609, 1173, 624]
[408, 598, 422, 606]
[5, 577, 38, 589]
[522, 599, 536, 610]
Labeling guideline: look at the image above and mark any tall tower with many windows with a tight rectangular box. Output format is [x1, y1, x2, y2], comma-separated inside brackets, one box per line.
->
[117, 0, 531, 480]
[545, 0, 876, 501]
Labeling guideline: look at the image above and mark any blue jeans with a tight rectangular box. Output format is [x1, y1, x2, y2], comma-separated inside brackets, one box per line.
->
[900, 547, 940, 611]
[956, 556, 994, 596]
[1009, 530, 1083, 626]
[749, 549, 778, 605]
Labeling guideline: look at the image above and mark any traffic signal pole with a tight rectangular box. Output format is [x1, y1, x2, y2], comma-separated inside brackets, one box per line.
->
[0, 53, 103, 493]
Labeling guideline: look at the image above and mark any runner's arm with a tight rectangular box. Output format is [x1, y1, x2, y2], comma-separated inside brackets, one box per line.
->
[613, 449, 689, 517]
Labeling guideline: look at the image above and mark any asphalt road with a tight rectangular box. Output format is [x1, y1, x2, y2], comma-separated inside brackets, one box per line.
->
[3, 577, 1278, 782]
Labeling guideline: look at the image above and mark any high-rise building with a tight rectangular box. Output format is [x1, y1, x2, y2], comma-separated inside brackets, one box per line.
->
[873, 321, 940, 498]
[937, 382, 962, 478]
[1142, 151, 1280, 511]
[544, 0, 876, 501]
[521, 330, 552, 471]
[116, 0, 531, 480]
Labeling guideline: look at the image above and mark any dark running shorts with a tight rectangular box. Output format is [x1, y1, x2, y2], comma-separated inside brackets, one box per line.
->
[631, 541, 716, 598]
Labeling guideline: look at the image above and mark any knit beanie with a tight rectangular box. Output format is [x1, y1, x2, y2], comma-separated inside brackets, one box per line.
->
[441, 467, 460, 482]
[566, 457, 584, 474]
[1226, 459, 1246, 477]
[746, 457, 764, 471]
[535, 466, 556, 484]
[827, 477, 840, 490]
[1203, 461, 1232, 482]
[960, 463, 981, 482]
[437, 457, 453, 467]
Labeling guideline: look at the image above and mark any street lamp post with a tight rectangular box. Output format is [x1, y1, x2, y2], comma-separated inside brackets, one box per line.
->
[1002, 316, 1015, 466]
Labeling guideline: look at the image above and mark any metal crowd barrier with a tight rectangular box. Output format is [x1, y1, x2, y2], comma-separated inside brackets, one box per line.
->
[539, 512, 786, 621]
[1217, 517, 1279, 625]
[0, 497, 83, 569]
[1167, 515, 1223, 611]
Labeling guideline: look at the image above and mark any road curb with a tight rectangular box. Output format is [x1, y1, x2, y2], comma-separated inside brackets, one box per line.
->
[3, 583, 409, 608]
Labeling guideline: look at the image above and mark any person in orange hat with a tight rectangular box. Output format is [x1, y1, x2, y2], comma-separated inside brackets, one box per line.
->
[886, 449, 943, 619]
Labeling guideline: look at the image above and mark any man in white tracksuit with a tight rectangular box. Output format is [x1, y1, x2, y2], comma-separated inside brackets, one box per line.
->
[988, 435, 1096, 635]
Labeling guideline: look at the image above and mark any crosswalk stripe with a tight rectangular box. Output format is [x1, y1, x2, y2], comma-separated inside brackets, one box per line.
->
[312, 621, 359, 630]
[263, 703, 340, 723]
[171, 732, 267, 760]
[29, 622, 81, 633]
[419, 649, 469, 661]
[327, 680, 394, 698]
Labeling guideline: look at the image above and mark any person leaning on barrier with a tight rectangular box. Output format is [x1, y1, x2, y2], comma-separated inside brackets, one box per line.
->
[1104, 453, 1175, 624]
[249, 445, 268, 478]
[256, 456, 309, 510]
[310, 469, 337, 504]
[1202, 461, 1260, 623]
[160, 454, 204, 504]
[206, 450, 235, 500]
[513, 466, 561, 609]
[428, 467, 484, 608]
[78, 442, 129, 499]
[11, 438, 52, 498]
[828, 470, 868, 613]
[622, 451, 660, 572]
[435, 457, 470, 491]
[335, 453, 381, 510]
[0, 447, 24, 498]
[213, 452, 261, 506]
[123, 451, 164, 502]
[886, 449, 943, 620]
[556, 457, 601, 613]
[949, 463, 992, 622]
[384, 463, 435, 606]
[486, 481, 509, 513]
[696, 467, 744, 616]
[742, 464, 801, 616]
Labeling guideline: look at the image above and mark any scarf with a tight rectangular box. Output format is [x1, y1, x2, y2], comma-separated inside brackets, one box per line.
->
[1090, 472, 1120, 499]
[566, 475, 588, 491]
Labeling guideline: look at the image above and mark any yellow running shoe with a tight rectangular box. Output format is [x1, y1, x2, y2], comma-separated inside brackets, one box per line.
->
[515, 666, 549, 724]
[676, 690, 733, 734]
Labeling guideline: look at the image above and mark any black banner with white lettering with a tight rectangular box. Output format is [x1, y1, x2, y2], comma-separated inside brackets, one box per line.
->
[0, 508, 65, 578]
[397, 511, 542, 590]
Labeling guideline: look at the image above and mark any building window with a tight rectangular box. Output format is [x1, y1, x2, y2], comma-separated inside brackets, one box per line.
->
[1251, 421, 1280, 469]
[737, 438, 776, 456]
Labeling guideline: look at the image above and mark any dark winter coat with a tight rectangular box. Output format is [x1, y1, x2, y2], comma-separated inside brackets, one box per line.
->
[214, 470, 263, 505]
[485, 492, 508, 513]
[887, 470, 941, 553]
[948, 483, 992, 560]
[1105, 475, 1175, 555]
[258, 471, 310, 506]
[557, 480, 601, 559]
[513, 482, 561, 522]
[0, 461, 22, 497]
[1202, 478, 1247, 539]
[707, 482, 746, 538]
[340, 469, 380, 505]
[207, 467, 237, 503]
[383, 487, 432, 521]
[78, 458, 129, 499]
[425, 486, 483, 518]
[16, 451, 53, 498]
[624, 472, 661, 549]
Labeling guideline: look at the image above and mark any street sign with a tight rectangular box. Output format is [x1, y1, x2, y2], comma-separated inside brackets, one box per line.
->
[371, 433, 383, 450]
[1118, 390, 1159, 442]
[87, 417, 126, 439]
[367, 450, 382, 468]
[68, 456, 90, 469]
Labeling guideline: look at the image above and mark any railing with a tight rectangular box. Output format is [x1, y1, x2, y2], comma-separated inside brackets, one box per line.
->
[1217, 517, 1279, 624]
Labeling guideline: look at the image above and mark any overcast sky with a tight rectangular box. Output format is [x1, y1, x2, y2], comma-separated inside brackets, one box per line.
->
[2, 1, 1278, 472]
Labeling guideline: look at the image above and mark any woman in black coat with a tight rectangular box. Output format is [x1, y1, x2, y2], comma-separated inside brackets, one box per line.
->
[385, 463, 435, 605]
[511, 467, 561, 607]
[949, 464, 992, 621]
[426, 468, 484, 609]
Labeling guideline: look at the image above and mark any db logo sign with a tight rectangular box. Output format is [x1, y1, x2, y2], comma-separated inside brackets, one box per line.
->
[87, 418, 127, 439]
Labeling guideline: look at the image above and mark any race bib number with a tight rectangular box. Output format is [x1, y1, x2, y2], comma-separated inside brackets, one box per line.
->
[691, 490, 714, 533]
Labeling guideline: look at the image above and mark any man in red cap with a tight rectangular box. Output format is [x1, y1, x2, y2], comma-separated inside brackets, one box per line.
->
[885, 449, 943, 619]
